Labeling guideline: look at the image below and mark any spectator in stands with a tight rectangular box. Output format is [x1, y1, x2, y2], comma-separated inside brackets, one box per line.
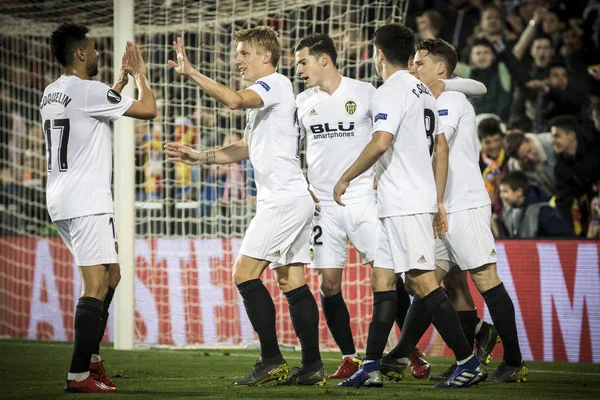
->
[464, 4, 518, 58]
[440, 0, 481, 53]
[495, 170, 575, 238]
[415, 9, 445, 41]
[477, 115, 508, 217]
[511, 35, 556, 127]
[542, 10, 564, 50]
[551, 115, 600, 238]
[525, 61, 583, 133]
[560, 26, 588, 77]
[505, 131, 556, 198]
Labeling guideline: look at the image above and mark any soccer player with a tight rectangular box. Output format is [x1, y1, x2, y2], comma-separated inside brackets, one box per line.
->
[164, 27, 325, 386]
[294, 33, 429, 381]
[388, 38, 528, 384]
[42, 23, 157, 393]
[333, 24, 487, 389]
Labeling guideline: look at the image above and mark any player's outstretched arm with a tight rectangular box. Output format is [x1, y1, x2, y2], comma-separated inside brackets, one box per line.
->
[122, 42, 157, 120]
[168, 37, 263, 110]
[333, 131, 391, 206]
[432, 134, 449, 238]
[428, 78, 487, 99]
[164, 138, 249, 166]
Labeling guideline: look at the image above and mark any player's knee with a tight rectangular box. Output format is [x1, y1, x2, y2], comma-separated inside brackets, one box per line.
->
[108, 264, 121, 288]
[470, 263, 501, 293]
[320, 280, 341, 297]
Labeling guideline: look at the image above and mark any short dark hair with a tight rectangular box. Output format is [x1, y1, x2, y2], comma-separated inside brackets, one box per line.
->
[294, 34, 337, 65]
[500, 171, 529, 192]
[546, 60, 568, 77]
[470, 38, 495, 53]
[414, 38, 458, 77]
[533, 34, 553, 46]
[507, 115, 532, 133]
[373, 23, 415, 67]
[481, 4, 503, 17]
[51, 23, 90, 67]
[504, 132, 527, 159]
[549, 114, 577, 133]
[478, 118, 504, 140]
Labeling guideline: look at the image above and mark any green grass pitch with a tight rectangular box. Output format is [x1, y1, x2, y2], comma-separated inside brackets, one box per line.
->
[1, 340, 599, 399]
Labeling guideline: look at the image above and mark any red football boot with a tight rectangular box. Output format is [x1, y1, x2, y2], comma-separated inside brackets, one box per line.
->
[90, 360, 116, 388]
[328, 356, 362, 379]
[64, 374, 117, 393]
[408, 347, 431, 379]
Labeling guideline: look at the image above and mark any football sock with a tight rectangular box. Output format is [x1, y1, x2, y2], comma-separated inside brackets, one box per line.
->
[457, 310, 480, 349]
[475, 319, 483, 335]
[365, 290, 397, 361]
[389, 298, 432, 359]
[422, 287, 473, 362]
[482, 283, 523, 366]
[93, 286, 116, 356]
[395, 276, 411, 331]
[237, 279, 281, 361]
[69, 297, 104, 374]
[321, 292, 356, 356]
[286, 284, 322, 368]
[67, 371, 90, 382]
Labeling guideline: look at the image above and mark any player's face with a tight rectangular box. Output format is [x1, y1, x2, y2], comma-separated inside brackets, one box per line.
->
[295, 47, 322, 88]
[413, 50, 440, 86]
[469, 45, 494, 70]
[85, 36, 99, 78]
[499, 184, 522, 207]
[481, 133, 503, 159]
[551, 126, 576, 154]
[234, 42, 265, 82]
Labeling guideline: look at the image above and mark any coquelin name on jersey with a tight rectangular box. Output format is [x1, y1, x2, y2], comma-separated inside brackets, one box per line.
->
[40, 92, 73, 109]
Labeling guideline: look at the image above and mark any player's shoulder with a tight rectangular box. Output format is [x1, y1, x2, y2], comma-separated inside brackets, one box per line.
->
[343, 76, 375, 92]
[438, 90, 467, 103]
[257, 72, 290, 90]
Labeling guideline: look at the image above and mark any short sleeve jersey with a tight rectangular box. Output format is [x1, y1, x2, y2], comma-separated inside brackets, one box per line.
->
[246, 73, 308, 201]
[373, 70, 439, 218]
[40, 75, 133, 221]
[436, 91, 491, 212]
[297, 77, 376, 206]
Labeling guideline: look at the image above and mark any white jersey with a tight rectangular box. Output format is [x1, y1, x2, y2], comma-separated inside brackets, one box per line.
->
[40, 75, 133, 222]
[373, 70, 439, 218]
[297, 77, 376, 206]
[437, 91, 491, 212]
[246, 72, 308, 201]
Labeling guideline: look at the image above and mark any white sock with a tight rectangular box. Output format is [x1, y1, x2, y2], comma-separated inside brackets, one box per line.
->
[67, 371, 90, 382]
[456, 354, 475, 366]
[91, 354, 102, 363]
[475, 320, 483, 335]
[396, 357, 409, 364]
[342, 353, 358, 360]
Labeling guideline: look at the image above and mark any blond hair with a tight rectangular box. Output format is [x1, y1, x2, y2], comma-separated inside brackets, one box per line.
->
[233, 26, 281, 67]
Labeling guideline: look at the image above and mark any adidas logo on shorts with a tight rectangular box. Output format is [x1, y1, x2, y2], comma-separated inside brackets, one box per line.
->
[272, 249, 281, 257]
[309, 109, 317, 116]
[417, 255, 426, 263]
[490, 249, 497, 256]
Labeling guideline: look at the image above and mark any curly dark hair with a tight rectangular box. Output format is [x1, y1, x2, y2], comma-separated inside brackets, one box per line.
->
[50, 22, 89, 67]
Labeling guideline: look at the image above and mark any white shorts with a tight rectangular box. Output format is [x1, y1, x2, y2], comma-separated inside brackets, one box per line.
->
[309, 200, 377, 269]
[374, 213, 436, 273]
[436, 206, 498, 273]
[239, 194, 314, 269]
[55, 213, 119, 266]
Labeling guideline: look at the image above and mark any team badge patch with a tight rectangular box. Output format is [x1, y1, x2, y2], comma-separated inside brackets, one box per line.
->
[438, 109, 448, 116]
[107, 89, 122, 104]
[345, 100, 357, 116]
[256, 80, 271, 91]
[374, 113, 387, 122]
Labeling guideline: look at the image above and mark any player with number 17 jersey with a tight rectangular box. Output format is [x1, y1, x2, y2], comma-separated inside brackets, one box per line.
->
[41, 77, 133, 223]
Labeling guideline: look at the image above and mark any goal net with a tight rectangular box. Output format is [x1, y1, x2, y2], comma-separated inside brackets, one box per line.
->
[1, 0, 432, 353]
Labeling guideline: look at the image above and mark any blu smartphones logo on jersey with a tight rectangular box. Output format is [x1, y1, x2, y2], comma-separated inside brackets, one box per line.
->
[344, 100, 357, 116]
[374, 113, 387, 122]
[256, 81, 271, 91]
[107, 89, 122, 104]
[310, 122, 355, 133]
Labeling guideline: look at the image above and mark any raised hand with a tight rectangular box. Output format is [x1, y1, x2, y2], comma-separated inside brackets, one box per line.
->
[163, 142, 202, 165]
[168, 37, 194, 77]
[124, 41, 147, 77]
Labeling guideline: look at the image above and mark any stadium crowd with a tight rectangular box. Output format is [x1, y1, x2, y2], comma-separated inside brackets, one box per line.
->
[0, 0, 599, 238]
